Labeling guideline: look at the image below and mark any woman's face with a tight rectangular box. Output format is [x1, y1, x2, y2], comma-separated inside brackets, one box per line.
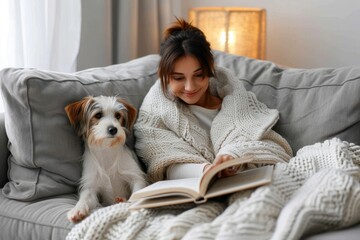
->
[168, 55, 210, 107]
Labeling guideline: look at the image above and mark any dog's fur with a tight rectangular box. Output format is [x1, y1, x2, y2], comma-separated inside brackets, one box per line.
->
[65, 95, 147, 223]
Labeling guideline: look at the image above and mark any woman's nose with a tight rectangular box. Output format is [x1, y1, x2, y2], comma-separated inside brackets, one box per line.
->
[184, 79, 195, 91]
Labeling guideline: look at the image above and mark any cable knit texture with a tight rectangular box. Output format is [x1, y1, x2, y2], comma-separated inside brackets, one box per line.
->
[134, 67, 293, 182]
[67, 138, 360, 240]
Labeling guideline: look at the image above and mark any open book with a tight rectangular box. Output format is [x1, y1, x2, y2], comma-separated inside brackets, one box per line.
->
[129, 157, 274, 209]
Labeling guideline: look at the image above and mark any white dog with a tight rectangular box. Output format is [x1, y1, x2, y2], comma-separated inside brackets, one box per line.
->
[65, 95, 147, 223]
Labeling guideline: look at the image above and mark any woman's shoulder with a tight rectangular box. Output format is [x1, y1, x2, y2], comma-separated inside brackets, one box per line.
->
[210, 66, 247, 98]
[142, 80, 162, 101]
[214, 66, 237, 81]
[140, 79, 175, 112]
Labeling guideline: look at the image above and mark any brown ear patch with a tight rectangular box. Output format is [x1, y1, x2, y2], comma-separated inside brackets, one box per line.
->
[65, 96, 94, 135]
[117, 98, 137, 131]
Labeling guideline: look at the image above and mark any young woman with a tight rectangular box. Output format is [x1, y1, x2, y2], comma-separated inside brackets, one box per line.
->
[134, 19, 293, 182]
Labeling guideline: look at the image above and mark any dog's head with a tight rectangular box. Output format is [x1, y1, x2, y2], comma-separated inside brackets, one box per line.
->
[65, 96, 137, 147]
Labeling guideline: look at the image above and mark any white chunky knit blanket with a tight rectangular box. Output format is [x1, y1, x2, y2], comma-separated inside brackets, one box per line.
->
[67, 138, 360, 240]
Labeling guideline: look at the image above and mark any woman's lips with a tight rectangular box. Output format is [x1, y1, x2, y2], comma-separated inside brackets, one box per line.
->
[183, 90, 198, 97]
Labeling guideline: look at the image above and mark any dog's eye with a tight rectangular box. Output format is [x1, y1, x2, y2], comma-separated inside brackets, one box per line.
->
[115, 112, 121, 120]
[95, 112, 103, 119]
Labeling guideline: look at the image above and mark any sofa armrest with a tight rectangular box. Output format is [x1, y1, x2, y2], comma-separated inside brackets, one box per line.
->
[0, 112, 9, 187]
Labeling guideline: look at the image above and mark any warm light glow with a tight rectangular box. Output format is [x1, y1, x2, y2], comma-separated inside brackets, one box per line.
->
[220, 31, 236, 52]
[189, 7, 266, 59]
[220, 32, 226, 47]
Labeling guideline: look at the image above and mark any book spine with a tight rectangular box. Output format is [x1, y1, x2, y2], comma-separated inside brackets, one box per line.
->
[194, 197, 207, 204]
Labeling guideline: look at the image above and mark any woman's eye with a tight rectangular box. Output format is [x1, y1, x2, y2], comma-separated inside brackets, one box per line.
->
[171, 75, 184, 81]
[95, 112, 102, 119]
[194, 71, 204, 78]
[115, 112, 121, 119]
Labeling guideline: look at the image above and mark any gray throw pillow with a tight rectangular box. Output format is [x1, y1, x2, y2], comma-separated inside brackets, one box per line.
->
[214, 50, 360, 153]
[0, 54, 160, 201]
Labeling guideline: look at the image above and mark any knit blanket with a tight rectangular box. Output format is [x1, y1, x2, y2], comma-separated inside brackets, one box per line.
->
[67, 138, 360, 240]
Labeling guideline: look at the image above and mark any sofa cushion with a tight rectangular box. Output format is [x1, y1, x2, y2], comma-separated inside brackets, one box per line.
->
[0, 190, 74, 239]
[214, 50, 360, 153]
[0, 54, 160, 201]
[0, 113, 9, 187]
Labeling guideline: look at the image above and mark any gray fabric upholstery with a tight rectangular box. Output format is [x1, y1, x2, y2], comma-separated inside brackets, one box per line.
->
[0, 54, 160, 201]
[0, 113, 9, 187]
[0, 191, 75, 240]
[213, 51, 360, 153]
[304, 224, 360, 240]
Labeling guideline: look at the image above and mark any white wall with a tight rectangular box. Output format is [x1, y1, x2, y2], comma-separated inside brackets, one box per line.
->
[182, 0, 360, 68]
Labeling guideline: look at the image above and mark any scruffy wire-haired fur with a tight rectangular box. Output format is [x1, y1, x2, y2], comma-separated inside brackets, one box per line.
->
[65, 95, 147, 223]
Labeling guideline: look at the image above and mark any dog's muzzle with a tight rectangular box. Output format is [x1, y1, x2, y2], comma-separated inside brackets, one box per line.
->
[108, 126, 118, 136]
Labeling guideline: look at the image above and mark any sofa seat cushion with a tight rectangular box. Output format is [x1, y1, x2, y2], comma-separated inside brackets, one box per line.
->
[0, 54, 161, 201]
[304, 224, 360, 240]
[0, 190, 75, 239]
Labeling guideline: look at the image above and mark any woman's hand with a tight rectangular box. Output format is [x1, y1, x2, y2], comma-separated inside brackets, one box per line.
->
[204, 154, 240, 178]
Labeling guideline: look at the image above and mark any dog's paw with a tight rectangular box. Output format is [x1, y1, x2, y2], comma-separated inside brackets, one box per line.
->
[115, 197, 127, 203]
[67, 204, 90, 223]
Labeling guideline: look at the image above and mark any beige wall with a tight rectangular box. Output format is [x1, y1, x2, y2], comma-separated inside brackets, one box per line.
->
[78, 0, 360, 69]
[182, 0, 360, 68]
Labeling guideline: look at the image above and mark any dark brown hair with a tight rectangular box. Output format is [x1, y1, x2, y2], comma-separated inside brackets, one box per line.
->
[158, 18, 215, 99]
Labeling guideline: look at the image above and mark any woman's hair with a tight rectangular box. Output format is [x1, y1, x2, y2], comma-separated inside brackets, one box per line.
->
[158, 18, 215, 99]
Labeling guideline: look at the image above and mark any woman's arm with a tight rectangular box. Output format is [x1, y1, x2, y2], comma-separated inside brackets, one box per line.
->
[210, 67, 293, 164]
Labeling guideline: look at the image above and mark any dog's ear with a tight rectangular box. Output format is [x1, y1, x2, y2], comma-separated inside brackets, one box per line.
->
[65, 96, 93, 135]
[117, 98, 137, 131]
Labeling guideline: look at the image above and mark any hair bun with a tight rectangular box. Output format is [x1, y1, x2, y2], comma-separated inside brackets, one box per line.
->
[163, 18, 197, 40]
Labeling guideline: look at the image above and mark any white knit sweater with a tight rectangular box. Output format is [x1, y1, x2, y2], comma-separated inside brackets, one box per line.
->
[134, 67, 293, 182]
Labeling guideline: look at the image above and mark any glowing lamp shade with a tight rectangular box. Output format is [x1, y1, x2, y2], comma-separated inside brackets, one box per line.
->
[189, 7, 266, 59]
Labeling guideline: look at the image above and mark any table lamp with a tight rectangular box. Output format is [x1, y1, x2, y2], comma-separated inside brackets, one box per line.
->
[189, 7, 266, 59]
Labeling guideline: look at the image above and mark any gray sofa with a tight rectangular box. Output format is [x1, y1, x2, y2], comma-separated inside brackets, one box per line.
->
[0, 50, 360, 239]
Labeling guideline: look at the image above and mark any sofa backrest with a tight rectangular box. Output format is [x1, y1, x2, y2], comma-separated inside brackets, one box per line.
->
[0, 113, 9, 187]
[213, 50, 360, 153]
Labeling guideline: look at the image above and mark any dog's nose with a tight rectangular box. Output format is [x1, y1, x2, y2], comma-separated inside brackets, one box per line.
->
[108, 126, 118, 136]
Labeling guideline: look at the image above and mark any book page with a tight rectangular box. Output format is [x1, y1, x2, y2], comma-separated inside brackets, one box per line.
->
[204, 165, 273, 199]
[199, 155, 254, 195]
[129, 165, 273, 209]
[129, 177, 201, 202]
